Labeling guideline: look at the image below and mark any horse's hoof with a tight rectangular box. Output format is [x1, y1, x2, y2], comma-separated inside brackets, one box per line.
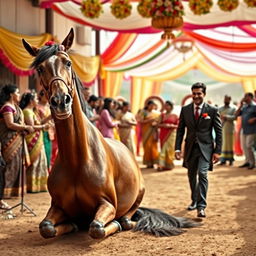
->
[39, 220, 56, 239]
[89, 220, 105, 239]
[119, 216, 133, 230]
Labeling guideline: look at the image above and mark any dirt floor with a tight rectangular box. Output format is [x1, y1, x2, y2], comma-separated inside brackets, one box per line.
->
[1, 157, 256, 256]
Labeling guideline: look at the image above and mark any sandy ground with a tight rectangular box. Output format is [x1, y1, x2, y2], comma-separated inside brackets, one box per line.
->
[0, 157, 256, 256]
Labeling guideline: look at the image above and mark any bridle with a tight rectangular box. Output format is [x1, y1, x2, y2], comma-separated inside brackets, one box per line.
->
[38, 51, 75, 100]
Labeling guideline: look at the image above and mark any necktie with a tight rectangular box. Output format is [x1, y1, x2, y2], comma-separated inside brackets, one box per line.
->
[195, 106, 200, 120]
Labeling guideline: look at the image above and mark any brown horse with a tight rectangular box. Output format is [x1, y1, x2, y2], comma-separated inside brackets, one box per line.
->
[22, 29, 199, 239]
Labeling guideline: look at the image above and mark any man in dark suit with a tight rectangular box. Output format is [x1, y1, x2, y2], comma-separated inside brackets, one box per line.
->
[175, 82, 222, 218]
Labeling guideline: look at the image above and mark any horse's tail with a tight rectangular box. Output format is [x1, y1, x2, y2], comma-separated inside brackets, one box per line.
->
[131, 207, 201, 237]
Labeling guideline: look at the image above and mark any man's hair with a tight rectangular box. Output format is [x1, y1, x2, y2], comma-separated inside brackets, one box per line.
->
[88, 95, 98, 103]
[191, 82, 206, 94]
[245, 92, 253, 99]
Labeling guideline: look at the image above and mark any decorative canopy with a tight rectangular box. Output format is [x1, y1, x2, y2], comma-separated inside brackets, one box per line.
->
[40, 0, 256, 32]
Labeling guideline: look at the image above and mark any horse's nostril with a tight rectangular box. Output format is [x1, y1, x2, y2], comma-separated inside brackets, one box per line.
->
[50, 97, 58, 108]
[65, 95, 71, 105]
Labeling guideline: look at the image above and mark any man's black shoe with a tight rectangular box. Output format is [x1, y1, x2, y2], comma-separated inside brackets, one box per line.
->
[239, 162, 250, 168]
[187, 202, 197, 211]
[197, 209, 206, 218]
[248, 165, 254, 170]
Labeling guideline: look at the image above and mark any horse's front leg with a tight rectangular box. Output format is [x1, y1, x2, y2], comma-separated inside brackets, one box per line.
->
[89, 199, 120, 239]
[39, 203, 77, 239]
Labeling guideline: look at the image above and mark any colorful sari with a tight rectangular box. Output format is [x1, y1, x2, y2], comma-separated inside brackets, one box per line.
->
[23, 109, 48, 193]
[37, 104, 53, 170]
[0, 104, 24, 198]
[159, 113, 179, 169]
[119, 111, 136, 155]
[140, 109, 160, 167]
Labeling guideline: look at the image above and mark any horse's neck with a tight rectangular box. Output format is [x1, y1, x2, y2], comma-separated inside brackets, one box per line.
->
[55, 92, 91, 164]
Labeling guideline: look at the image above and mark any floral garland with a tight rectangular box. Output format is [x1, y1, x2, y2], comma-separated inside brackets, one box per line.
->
[189, 0, 213, 15]
[137, 0, 152, 18]
[217, 0, 239, 11]
[150, 0, 184, 18]
[244, 0, 256, 7]
[110, 0, 132, 19]
[80, 0, 103, 19]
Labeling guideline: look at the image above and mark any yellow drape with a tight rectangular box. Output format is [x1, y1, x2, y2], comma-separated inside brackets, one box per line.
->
[0, 26, 52, 70]
[0, 26, 100, 84]
[70, 53, 100, 84]
[100, 71, 123, 98]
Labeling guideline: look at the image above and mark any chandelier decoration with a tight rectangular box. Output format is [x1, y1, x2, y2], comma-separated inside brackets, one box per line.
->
[173, 36, 194, 61]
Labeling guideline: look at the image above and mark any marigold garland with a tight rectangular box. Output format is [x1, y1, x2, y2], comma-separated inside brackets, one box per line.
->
[110, 0, 132, 19]
[244, 0, 256, 7]
[217, 0, 239, 11]
[80, 0, 103, 19]
[137, 0, 152, 18]
[150, 0, 184, 18]
[189, 0, 213, 15]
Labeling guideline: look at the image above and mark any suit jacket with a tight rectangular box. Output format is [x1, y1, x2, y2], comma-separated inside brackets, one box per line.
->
[175, 102, 222, 170]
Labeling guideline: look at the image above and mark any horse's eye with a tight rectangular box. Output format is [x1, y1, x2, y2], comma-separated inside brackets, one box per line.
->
[37, 66, 44, 75]
[66, 61, 72, 68]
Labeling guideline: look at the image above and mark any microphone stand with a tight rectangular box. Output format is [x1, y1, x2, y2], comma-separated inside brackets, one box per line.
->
[4, 135, 36, 216]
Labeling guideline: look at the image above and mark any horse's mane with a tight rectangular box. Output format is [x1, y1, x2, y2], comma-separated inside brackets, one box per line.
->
[72, 71, 89, 116]
[31, 44, 88, 115]
[31, 45, 60, 68]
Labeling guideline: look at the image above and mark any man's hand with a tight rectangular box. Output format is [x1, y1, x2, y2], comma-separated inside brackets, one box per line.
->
[175, 151, 182, 160]
[212, 153, 220, 164]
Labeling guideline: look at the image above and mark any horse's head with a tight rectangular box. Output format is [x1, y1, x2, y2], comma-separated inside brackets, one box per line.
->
[22, 28, 75, 120]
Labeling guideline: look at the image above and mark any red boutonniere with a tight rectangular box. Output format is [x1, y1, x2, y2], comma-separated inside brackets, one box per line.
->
[45, 41, 55, 46]
[202, 113, 210, 119]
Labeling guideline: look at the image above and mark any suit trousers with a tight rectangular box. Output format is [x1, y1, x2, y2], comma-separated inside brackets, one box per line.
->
[242, 133, 256, 166]
[186, 143, 210, 210]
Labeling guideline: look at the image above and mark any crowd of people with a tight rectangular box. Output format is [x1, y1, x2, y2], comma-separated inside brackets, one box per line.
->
[0, 81, 255, 219]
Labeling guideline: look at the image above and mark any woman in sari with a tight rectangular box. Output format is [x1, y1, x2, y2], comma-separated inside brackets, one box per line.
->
[20, 92, 49, 193]
[0, 84, 34, 205]
[118, 101, 137, 154]
[139, 100, 160, 168]
[98, 98, 119, 139]
[37, 90, 54, 171]
[157, 101, 179, 171]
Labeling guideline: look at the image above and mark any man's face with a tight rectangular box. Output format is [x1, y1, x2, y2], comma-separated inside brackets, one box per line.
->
[224, 96, 231, 105]
[192, 88, 205, 106]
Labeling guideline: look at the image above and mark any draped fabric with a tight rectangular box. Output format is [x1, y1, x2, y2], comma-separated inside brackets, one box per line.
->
[0, 27, 52, 76]
[40, 0, 256, 32]
[0, 26, 100, 84]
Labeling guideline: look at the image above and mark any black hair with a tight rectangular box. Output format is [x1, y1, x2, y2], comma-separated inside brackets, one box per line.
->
[165, 100, 174, 108]
[88, 95, 98, 103]
[122, 101, 130, 107]
[19, 92, 35, 109]
[144, 100, 156, 110]
[245, 92, 254, 99]
[0, 84, 18, 106]
[103, 97, 115, 117]
[191, 82, 206, 94]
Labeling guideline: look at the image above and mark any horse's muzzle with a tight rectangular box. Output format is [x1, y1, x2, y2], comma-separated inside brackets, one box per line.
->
[50, 93, 72, 119]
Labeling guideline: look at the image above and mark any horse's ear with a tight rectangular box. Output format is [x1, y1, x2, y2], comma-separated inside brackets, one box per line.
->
[22, 39, 40, 57]
[61, 28, 74, 52]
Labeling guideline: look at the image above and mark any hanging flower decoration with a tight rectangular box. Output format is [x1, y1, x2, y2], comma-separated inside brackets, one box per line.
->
[110, 0, 132, 19]
[80, 0, 103, 19]
[217, 0, 239, 11]
[150, 0, 185, 18]
[189, 0, 213, 15]
[244, 0, 256, 7]
[137, 0, 152, 18]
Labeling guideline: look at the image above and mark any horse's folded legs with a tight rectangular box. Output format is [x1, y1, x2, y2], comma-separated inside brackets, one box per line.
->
[39, 220, 78, 238]
[89, 220, 105, 239]
[118, 216, 135, 230]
